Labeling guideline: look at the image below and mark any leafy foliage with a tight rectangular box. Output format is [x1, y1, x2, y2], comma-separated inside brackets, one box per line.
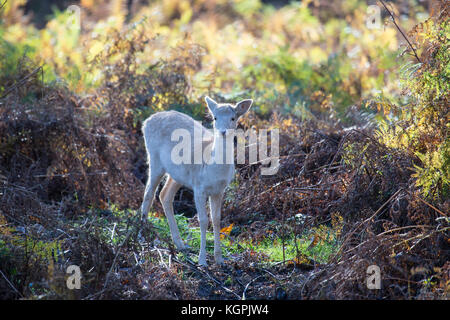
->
[375, 7, 449, 200]
[0, 0, 448, 300]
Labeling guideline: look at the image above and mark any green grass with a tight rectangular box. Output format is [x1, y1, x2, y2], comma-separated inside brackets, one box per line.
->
[147, 212, 341, 265]
[80, 206, 341, 266]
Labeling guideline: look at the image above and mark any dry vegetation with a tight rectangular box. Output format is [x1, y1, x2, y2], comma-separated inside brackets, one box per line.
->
[0, 0, 448, 300]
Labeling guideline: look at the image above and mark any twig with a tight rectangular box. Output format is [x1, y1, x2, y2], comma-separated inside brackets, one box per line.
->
[362, 188, 403, 224]
[379, 0, 421, 63]
[0, 1, 7, 11]
[331, 188, 403, 260]
[242, 275, 263, 300]
[110, 223, 117, 241]
[325, 130, 354, 172]
[0, 65, 43, 99]
[172, 256, 241, 299]
[392, 226, 449, 250]
[99, 217, 140, 299]
[259, 267, 282, 281]
[352, 129, 385, 148]
[0, 269, 23, 298]
[376, 224, 431, 237]
[155, 246, 169, 270]
[406, 190, 448, 217]
[343, 224, 431, 256]
[33, 171, 107, 178]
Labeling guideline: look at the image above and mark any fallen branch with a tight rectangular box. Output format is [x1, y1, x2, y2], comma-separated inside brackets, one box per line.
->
[0, 269, 23, 298]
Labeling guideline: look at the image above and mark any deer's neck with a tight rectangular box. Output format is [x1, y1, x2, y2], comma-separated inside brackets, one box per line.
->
[198, 134, 235, 194]
[209, 133, 235, 167]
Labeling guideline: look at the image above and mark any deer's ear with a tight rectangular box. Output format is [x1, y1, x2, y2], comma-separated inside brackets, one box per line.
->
[235, 99, 253, 117]
[205, 96, 218, 115]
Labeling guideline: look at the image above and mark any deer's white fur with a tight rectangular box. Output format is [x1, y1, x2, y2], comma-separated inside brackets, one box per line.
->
[141, 96, 252, 266]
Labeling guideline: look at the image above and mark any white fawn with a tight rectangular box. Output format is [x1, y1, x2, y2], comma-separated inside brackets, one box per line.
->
[140, 96, 253, 266]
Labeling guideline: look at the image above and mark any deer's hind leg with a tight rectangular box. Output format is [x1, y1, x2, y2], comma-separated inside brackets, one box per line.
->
[159, 176, 185, 249]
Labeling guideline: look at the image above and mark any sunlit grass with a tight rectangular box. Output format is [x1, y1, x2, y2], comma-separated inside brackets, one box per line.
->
[147, 211, 340, 265]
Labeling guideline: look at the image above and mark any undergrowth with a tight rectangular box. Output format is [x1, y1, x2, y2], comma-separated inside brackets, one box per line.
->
[0, 0, 448, 300]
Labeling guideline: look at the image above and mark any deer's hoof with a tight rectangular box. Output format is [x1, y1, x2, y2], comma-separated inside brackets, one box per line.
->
[140, 212, 148, 221]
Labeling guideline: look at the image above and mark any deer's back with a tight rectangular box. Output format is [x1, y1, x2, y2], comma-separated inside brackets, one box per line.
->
[142, 111, 216, 188]
[143, 110, 212, 142]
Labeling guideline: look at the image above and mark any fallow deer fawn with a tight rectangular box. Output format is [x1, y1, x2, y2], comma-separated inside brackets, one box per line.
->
[141, 96, 253, 266]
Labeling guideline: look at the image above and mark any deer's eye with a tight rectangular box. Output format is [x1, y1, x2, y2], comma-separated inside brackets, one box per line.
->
[231, 117, 235, 121]
[214, 117, 217, 120]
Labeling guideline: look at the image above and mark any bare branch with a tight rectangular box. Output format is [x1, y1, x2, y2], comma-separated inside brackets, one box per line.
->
[379, 0, 422, 63]
[0, 1, 7, 11]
